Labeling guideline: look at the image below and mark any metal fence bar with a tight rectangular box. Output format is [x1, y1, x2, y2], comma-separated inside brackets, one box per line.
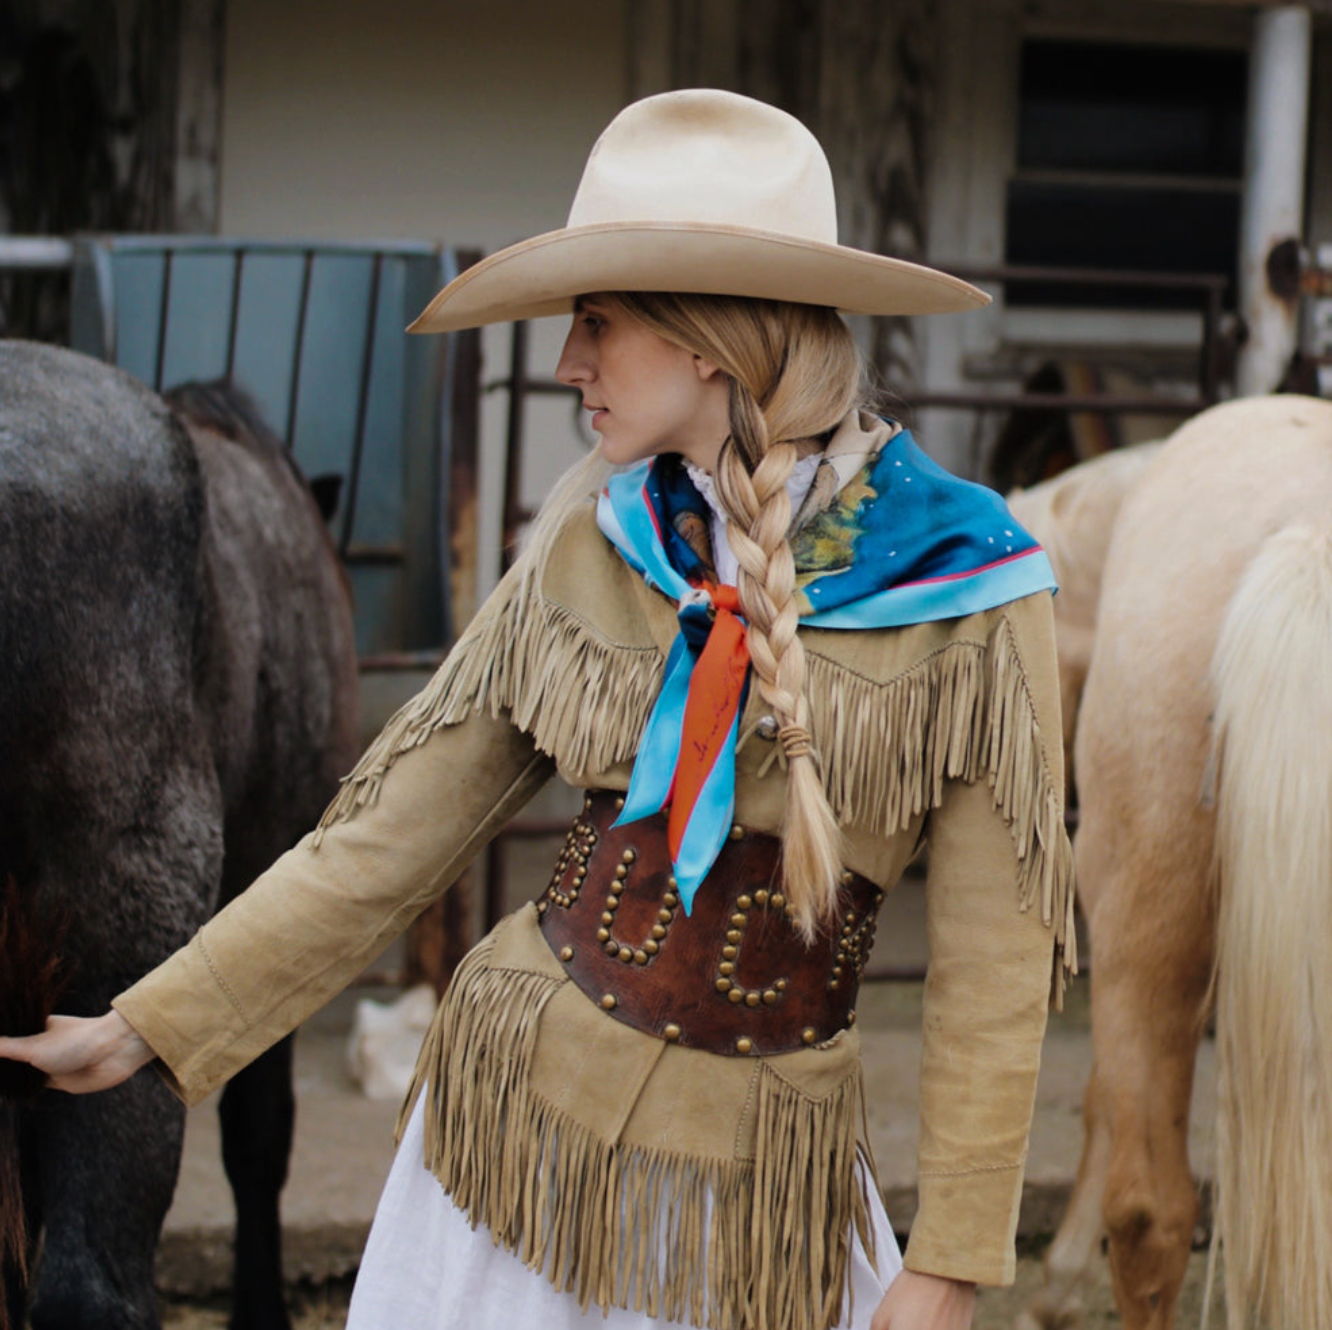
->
[153, 249, 175, 392]
[0, 237, 74, 269]
[338, 252, 384, 558]
[283, 249, 315, 449]
[224, 249, 245, 381]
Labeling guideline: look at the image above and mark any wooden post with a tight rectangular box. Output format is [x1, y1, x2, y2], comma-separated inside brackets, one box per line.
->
[173, 0, 226, 233]
[816, 0, 935, 397]
[657, 0, 936, 397]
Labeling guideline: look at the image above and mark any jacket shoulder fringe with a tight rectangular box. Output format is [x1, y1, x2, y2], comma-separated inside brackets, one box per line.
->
[315, 574, 1074, 996]
[806, 613, 1076, 1002]
[313, 570, 663, 842]
[398, 928, 873, 1330]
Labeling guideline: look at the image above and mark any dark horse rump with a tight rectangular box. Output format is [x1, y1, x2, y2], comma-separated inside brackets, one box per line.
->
[0, 342, 360, 1329]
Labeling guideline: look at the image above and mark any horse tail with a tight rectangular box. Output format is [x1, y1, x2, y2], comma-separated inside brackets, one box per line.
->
[0, 875, 69, 1328]
[1209, 522, 1332, 1330]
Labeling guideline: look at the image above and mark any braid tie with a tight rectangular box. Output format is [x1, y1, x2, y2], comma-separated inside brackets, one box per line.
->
[778, 724, 813, 759]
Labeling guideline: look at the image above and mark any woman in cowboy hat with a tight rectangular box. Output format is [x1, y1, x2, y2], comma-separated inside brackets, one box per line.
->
[1, 90, 1072, 1330]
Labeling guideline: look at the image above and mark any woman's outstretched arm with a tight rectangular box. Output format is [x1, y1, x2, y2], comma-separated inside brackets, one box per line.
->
[0, 1010, 153, 1094]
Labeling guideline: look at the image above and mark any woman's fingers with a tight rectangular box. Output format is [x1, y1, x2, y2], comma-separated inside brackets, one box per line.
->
[0, 1011, 154, 1094]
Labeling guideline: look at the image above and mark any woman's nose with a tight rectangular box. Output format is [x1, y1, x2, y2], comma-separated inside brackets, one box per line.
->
[555, 326, 591, 387]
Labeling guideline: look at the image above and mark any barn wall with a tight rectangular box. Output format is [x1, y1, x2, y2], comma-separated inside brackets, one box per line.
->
[217, 0, 630, 594]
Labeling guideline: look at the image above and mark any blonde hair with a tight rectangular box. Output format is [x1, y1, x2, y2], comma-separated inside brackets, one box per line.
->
[613, 292, 863, 938]
[522, 291, 866, 938]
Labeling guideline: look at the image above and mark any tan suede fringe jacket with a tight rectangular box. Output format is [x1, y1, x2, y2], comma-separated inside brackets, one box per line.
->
[114, 502, 1075, 1330]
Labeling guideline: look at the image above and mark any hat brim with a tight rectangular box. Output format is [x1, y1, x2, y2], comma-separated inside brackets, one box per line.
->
[408, 221, 989, 333]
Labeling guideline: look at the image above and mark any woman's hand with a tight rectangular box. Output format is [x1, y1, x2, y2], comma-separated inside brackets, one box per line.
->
[0, 1010, 154, 1094]
[871, 1268, 976, 1330]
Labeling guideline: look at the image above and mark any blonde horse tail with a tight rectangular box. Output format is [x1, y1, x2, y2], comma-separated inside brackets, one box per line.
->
[1209, 522, 1332, 1330]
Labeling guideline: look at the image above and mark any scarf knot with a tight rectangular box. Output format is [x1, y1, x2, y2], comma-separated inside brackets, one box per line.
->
[595, 423, 1057, 910]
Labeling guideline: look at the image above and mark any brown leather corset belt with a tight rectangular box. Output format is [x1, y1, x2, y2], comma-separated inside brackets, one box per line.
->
[535, 791, 886, 1056]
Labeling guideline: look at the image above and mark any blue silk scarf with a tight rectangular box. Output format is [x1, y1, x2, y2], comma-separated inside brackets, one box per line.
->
[595, 425, 1057, 911]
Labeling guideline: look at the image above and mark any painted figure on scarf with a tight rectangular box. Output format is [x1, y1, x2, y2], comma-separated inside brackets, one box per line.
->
[0, 91, 1073, 1330]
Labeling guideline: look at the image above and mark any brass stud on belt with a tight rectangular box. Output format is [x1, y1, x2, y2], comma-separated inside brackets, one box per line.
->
[601, 911, 614, 926]
[663, 1023, 681, 1041]
[606, 895, 621, 910]
[730, 913, 747, 928]
[737, 894, 752, 910]
[726, 929, 742, 944]
[770, 893, 785, 910]
[596, 928, 611, 943]
[603, 940, 618, 956]
[729, 825, 745, 841]
[715, 978, 732, 993]
[614, 796, 625, 810]
[610, 879, 625, 895]
[601, 993, 617, 1011]
[644, 939, 659, 955]
[667, 875, 677, 888]
[633, 949, 648, 965]
[762, 989, 778, 1005]
[728, 989, 744, 1005]
[614, 865, 628, 880]
[559, 945, 574, 962]
[848, 1011, 857, 1025]
[775, 978, 788, 991]
[840, 869, 854, 886]
[754, 889, 769, 905]
[618, 946, 633, 963]
[745, 991, 761, 1007]
[718, 961, 734, 976]
[721, 945, 737, 960]
[736, 1037, 753, 1054]
[801, 1027, 817, 1045]
[658, 909, 674, 925]
[663, 891, 679, 908]
[622, 848, 637, 864]
[651, 924, 667, 940]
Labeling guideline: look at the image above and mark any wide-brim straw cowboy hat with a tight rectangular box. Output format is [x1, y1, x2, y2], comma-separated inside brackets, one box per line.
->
[409, 89, 988, 333]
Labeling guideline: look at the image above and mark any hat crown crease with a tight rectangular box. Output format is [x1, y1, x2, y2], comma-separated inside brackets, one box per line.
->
[566, 91, 838, 243]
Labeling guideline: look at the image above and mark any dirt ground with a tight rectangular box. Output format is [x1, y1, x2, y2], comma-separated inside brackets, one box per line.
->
[159, 1250, 1221, 1329]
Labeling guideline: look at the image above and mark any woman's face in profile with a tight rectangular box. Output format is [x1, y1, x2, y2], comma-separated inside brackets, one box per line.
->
[555, 295, 730, 472]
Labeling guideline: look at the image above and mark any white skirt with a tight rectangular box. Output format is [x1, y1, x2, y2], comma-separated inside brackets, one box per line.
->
[347, 1094, 904, 1330]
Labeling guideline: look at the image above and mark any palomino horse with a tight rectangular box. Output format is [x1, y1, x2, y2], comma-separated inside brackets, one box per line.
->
[1015, 394, 1332, 1330]
[0, 342, 360, 1330]
[1006, 441, 1161, 792]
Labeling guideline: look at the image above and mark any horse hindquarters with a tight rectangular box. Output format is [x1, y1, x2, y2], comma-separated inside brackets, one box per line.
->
[1209, 524, 1332, 1330]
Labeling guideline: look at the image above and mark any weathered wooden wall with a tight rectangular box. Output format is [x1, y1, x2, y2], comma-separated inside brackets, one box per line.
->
[0, 0, 224, 337]
[659, 0, 936, 398]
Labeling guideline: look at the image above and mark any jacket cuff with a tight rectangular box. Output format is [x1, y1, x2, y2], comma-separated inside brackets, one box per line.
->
[903, 1162, 1024, 1286]
[112, 932, 248, 1106]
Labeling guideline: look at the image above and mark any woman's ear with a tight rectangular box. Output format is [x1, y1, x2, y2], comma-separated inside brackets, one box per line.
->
[693, 354, 723, 381]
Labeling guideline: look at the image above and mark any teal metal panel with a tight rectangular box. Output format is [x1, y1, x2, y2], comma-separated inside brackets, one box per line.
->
[70, 236, 455, 657]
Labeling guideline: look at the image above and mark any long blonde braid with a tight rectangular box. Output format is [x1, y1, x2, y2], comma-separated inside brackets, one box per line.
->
[613, 292, 864, 938]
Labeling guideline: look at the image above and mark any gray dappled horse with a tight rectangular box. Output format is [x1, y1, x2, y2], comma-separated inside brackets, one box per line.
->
[0, 342, 360, 1329]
